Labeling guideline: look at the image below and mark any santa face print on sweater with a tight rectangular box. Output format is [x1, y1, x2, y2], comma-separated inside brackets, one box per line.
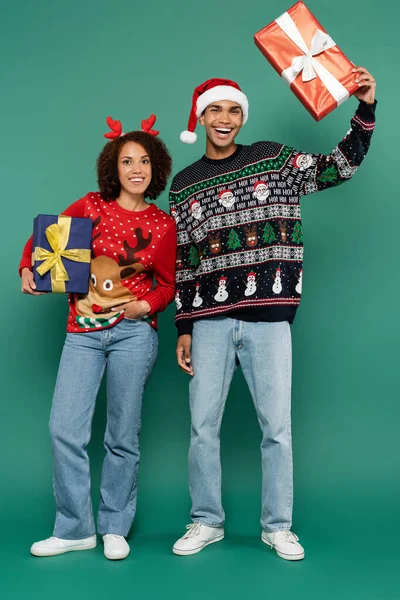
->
[218, 189, 235, 209]
[190, 199, 203, 220]
[293, 153, 313, 171]
[170, 207, 180, 224]
[253, 181, 270, 202]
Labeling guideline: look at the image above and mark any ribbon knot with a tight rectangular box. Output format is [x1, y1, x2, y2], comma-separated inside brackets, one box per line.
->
[33, 215, 91, 293]
[275, 12, 349, 105]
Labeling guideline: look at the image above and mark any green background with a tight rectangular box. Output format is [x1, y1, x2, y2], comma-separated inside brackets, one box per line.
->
[1, 0, 398, 598]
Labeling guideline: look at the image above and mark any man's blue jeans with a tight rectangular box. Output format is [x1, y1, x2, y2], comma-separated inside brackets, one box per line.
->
[189, 318, 293, 533]
[49, 319, 157, 539]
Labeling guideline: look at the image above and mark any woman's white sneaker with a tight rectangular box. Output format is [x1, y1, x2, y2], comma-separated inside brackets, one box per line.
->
[173, 523, 224, 555]
[262, 530, 305, 561]
[30, 535, 97, 557]
[103, 534, 130, 560]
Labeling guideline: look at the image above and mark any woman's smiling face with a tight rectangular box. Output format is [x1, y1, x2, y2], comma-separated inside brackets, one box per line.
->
[117, 141, 152, 196]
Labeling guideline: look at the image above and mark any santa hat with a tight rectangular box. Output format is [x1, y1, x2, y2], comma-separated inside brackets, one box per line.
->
[254, 181, 267, 191]
[219, 275, 228, 284]
[292, 154, 302, 168]
[180, 78, 249, 144]
[248, 272, 256, 279]
[219, 189, 232, 200]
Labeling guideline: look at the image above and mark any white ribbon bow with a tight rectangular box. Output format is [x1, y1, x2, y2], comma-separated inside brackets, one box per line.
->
[275, 11, 349, 105]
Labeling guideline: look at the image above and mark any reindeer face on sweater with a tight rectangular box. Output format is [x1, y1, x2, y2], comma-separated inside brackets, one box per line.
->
[76, 219, 152, 319]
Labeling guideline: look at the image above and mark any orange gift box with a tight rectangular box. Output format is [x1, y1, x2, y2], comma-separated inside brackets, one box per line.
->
[254, 1, 359, 121]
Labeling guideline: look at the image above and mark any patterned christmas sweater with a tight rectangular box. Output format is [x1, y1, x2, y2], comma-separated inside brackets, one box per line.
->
[170, 101, 376, 336]
[19, 193, 177, 332]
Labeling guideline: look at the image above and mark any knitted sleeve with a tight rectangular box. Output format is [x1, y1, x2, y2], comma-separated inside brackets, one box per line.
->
[287, 100, 376, 196]
[18, 196, 88, 275]
[169, 188, 198, 337]
[140, 219, 177, 314]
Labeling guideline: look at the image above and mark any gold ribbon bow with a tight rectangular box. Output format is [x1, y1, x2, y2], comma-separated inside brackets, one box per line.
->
[33, 215, 91, 293]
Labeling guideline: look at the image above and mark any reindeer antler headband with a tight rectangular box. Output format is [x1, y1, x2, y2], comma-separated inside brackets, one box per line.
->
[104, 114, 159, 140]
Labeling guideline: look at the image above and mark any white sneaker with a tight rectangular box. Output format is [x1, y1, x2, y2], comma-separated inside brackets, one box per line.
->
[173, 523, 224, 556]
[261, 530, 305, 561]
[30, 535, 97, 557]
[103, 534, 130, 560]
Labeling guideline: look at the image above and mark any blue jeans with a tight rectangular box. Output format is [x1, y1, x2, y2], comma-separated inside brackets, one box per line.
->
[49, 319, 158, 539]
[189, 318, 292, 533]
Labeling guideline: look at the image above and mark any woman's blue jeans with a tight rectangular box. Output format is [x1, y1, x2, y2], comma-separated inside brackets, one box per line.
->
[49, 319, 158, 539]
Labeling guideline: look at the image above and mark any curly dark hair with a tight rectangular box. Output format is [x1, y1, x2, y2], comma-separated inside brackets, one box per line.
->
[96, 131, 172, 201]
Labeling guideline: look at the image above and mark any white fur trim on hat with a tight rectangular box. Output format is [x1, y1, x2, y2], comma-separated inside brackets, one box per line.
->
[196, 86, 249, 124]
[180, 130, 197, 144]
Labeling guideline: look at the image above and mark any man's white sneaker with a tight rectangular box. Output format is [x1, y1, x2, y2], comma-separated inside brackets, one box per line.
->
[30, 535, 97, 557]
[103, 534, 130, 560]
[261, 530, 305, 561]
[173, 523, 224, 556]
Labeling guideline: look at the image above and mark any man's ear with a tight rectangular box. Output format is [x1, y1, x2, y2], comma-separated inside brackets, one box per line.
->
[199, 114, 205, 126]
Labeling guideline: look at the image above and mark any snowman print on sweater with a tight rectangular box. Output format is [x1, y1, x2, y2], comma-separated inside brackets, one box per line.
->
[192, 282, 203, 307]
[272, 267, 283, 295]
[295, 269, 303, 295]
[175, 289, 183, 310]
[244, 272, 257, 297]
[214, 275, 229, 302]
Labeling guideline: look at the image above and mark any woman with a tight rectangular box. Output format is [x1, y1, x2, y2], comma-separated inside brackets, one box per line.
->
[19, 115, 176, 560]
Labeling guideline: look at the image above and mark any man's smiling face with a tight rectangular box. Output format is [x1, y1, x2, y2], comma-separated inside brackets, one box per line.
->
[199, 100, 243, 149]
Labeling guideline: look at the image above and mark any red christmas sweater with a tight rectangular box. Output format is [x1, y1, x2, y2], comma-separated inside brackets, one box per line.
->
[19, 192, 177, 332]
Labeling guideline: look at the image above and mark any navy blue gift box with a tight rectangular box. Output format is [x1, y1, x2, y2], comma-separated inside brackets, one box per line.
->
[32, 214, 92, 294]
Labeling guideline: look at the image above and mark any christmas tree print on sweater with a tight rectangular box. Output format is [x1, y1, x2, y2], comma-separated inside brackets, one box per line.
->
[169, 101, 376, 336]
[291, 221, 303, 244]
[227, 228, 242, 250]
[262, 222, 276, 244]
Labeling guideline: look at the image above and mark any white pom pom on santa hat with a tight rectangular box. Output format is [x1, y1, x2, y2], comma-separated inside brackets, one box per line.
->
[180, 130, 197, 144]
[180, 78, 249, 143]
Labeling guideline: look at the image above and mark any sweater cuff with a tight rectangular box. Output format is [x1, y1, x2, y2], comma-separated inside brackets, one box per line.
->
[176, 318, 193, 337]
[140, 291, 160, 315]
[356, 99, 377, 121]
[19, 259, 33, 277]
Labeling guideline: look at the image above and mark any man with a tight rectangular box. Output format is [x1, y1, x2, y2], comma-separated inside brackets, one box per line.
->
[169, 72, 376, 560]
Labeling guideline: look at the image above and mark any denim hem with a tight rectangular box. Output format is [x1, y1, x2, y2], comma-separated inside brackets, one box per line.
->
[98, 529, 129, 537]
[52, 531, 97, 540]
[193, 519, 224, 528]
[261, 525, 292, 533]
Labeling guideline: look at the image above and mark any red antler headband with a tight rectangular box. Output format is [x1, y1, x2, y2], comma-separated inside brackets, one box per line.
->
[104, 114, 159, 139]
